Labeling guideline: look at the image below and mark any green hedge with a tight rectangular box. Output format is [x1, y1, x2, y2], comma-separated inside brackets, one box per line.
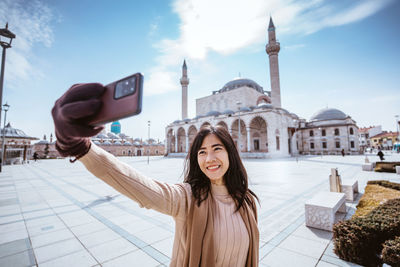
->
[367, 180, 400, 191]
[333, 198, 400, 266]
[382, 236, 400, 267]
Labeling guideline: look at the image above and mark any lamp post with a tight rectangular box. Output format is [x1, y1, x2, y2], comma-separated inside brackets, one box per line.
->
[396, 115, 399, 144]
[0, 24, 15, 173]
[147, 120, 150, 164]
[236, 101, 242, 156]
[1, 102, 9, 171]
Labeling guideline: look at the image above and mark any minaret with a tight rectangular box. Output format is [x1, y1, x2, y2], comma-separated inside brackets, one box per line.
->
[266, 17, 281, 108]
[180, 59, 189, 119]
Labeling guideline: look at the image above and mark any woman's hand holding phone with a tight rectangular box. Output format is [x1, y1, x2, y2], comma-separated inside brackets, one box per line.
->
[51, 83, 106, 158]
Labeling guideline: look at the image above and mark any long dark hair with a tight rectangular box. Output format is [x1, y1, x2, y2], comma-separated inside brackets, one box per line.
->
[184, 125, 258, 211]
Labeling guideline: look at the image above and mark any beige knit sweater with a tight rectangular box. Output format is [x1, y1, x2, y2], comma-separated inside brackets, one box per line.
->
[80, 143, 249, 267]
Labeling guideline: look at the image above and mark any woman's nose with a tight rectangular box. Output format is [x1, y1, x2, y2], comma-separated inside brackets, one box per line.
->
[205, 151, 216, 162]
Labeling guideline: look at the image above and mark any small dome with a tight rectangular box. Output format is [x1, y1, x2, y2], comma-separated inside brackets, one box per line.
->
[96, 133, 108, 139]
[118, 133, 129, 139]
[133, 141, 141, 146]
[239, 107, 251, 112]
[257, 103, 273, 109]
[107, 132, 119, 139]
[35, 140, 49, 145]
[103, 141, 112, 145]
[220, 78, 263, 94]
[173, 120, 181, 124]
[222, 109, 234, 115]
[205, 110, 221, 117]
[310, 108, 347, 121]
[1, 123, 37, 139]
[114, 141, 122, 145]
[123, 141, 132, 146]
[93, 140, 101, 145]
[183, 118, 191, 123]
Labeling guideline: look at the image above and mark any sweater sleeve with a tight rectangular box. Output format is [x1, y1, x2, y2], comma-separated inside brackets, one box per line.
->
[79, 143, 191, 219]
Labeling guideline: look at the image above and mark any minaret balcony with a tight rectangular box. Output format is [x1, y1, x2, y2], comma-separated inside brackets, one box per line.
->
[266, 42, 280, 54]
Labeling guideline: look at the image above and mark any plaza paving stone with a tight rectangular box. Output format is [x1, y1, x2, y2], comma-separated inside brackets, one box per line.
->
[0, 152, 399, 266]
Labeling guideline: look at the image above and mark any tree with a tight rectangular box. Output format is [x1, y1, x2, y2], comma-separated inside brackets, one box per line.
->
[44, 144, 49, 158]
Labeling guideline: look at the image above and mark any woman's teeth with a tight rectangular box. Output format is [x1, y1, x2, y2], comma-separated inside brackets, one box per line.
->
[207, 165, 219, 170]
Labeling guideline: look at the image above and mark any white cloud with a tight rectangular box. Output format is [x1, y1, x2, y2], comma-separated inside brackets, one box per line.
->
[146, 0, 393, 95]
[0, 0, 55, 89]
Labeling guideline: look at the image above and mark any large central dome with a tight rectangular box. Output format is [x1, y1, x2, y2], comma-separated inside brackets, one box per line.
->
[219, 78, 264, 94]
[310, 108, 348, 121]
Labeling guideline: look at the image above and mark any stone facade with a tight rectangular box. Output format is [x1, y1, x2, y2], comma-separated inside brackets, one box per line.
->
[167, 106, 299, 158]
[298, 123, 360, 155]
[166, 17, 360, 158]
[196, 86, 266, 116]
[33, 137, 165, 159]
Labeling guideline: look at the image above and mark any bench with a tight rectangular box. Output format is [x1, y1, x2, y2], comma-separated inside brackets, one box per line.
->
[305, 192, 346, 231]
[362, 163, 374, 171]
[341, 180, 358, 201]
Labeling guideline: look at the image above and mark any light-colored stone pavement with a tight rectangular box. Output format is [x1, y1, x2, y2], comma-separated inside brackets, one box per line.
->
[1, 152, 399, 267]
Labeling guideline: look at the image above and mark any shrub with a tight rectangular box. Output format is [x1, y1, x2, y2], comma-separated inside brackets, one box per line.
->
[368, 180, 400, 191]
[333, 198, 400, 266]
[354, 184, 400, 217]
[382, 236, 400, 267]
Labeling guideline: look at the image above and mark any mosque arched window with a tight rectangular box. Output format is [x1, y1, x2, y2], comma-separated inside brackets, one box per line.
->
[322, 129, 326, 136]
[309, 130, 314, 137]
[349, 128, 354, 135]
[334, 128, 340, 136]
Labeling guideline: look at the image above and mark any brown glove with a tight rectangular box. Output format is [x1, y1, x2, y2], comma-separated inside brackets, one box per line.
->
[51, 83, 106, 160]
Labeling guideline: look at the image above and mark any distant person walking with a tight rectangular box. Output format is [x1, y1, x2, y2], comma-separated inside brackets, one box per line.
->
[341, 149, 345, 157]
[33, 152, 39, 162]
[377, 150, 385, 161]
[52, 83, 260, 267]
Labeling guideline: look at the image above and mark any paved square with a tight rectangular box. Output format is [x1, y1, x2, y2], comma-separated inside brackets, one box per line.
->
[0, 152, 399, 266]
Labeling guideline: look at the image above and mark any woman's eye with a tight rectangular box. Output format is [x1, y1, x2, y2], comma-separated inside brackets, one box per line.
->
[214, 146, 222, 151]
[198, 151, 205, 155]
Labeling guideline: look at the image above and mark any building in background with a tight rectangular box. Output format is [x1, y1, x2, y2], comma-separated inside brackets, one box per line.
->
[358, 125, 382, 151]
[34, 125, 165, 159]
[370, 131, 399, 150]
[0, 123, 38, 164]
[165, 17, 360, 157]
[111, 121, 121, 134]
[298, 108, 360, 155]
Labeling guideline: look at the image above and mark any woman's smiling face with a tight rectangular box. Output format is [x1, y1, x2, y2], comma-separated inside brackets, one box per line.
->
[197, 134, 229, 185]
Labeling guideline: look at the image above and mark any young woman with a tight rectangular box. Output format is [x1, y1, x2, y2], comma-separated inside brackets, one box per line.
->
[52, 83, 259, 267]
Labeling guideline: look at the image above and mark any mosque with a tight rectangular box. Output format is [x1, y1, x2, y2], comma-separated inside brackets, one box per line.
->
[165, 17, 360, 157]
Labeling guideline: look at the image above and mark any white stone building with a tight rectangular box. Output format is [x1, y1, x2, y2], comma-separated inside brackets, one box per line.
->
[297, 108, 360, 155]
[165, 17, 360, 157]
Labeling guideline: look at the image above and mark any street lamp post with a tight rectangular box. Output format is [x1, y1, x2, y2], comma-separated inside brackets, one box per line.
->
[236, 101, 242, 156]
[147, 120, 150, 164]
[396, 115, 399, 144]
[0, 23, 16, 173]
[1, 103, 9, 171]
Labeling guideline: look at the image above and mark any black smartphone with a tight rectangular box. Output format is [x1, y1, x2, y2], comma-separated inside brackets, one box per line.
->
[89, 73, 143, 126]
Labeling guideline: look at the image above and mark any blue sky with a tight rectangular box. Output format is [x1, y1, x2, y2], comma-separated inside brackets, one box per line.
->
[0, 0, 399, 141]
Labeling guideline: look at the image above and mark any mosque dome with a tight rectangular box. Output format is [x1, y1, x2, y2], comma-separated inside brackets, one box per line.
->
[257, 103, 273, 109]
[222, 109, 234, 115]
[310, 108, 348, 121]
[107, 132, 119, 139]
[239, 107, 252, 112]
[205, 110, 221, 117]
[111, 121, 121, 134]
[96, 133, 108, 139]
[1, 123, 37, 140]
[219, 78, 264, 94]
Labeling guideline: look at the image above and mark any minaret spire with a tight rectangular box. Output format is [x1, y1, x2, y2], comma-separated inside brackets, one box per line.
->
[266, 16, 281, 108]
[180, 59, 189, 119]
